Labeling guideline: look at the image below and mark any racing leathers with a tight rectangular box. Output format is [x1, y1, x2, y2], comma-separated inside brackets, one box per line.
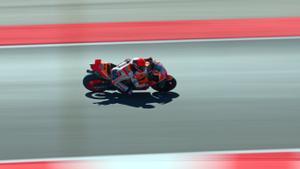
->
[111, 58, 149, 94]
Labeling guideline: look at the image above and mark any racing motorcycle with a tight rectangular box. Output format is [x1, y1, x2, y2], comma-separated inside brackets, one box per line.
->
[83, 59, 177, 93]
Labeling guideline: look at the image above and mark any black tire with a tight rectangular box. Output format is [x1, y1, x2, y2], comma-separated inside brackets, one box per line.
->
[151, 75, 177, 92]
[83, 74, 108, 92]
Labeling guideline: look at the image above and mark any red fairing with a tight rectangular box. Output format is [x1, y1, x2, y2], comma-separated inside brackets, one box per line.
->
[90, 59, 111, 80]
[90, 59, 102, 73]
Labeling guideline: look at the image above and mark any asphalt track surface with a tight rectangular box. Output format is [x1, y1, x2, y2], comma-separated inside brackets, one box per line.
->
[0, 38, 300, 160]
[1, 0, 300, 25]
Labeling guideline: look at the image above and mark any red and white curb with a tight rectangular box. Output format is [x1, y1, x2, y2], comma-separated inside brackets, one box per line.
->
[1, 149, 300, 169]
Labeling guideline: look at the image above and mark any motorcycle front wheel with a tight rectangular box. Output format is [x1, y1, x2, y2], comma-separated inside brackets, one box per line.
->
[151, 75, 177, 92]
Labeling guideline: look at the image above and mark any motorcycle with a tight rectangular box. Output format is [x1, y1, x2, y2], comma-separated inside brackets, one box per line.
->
[83, 59, 177, 93]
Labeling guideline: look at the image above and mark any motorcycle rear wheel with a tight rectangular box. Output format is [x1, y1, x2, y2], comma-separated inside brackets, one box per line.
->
[83, 74, 109, 92]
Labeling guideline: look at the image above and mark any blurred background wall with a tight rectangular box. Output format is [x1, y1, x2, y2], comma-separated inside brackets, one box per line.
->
[1, 0, 300, 25]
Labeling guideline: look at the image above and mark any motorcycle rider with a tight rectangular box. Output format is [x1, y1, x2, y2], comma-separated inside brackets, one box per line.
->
[111, 57, 149, 95]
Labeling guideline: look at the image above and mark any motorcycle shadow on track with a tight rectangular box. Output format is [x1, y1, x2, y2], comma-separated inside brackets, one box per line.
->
[85, 91, 180, 109]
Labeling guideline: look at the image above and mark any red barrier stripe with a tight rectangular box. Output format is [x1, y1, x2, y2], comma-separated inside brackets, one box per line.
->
[191, 152, 300, 169]
[0, 162, 52, 169]
[230, 152, 299, 169]
[1, 17, 300, 46]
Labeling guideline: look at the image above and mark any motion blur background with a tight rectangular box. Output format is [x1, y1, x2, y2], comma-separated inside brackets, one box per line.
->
[0, 0, 300, 161]
[1, 0, 300, 25]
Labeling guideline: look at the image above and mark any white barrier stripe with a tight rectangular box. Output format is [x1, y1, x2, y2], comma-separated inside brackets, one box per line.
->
[0, 36, 300, 49]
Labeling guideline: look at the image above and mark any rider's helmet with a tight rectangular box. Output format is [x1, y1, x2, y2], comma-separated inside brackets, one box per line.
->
[145, 57, 154, 70]
[131, 57, 146, 72]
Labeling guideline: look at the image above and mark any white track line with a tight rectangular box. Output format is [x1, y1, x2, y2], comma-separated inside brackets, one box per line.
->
[0, 148, 300, 164]
[1, 36, 300, 49]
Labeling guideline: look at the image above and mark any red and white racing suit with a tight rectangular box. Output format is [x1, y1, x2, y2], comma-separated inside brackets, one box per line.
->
[111, 59, 148, 93]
